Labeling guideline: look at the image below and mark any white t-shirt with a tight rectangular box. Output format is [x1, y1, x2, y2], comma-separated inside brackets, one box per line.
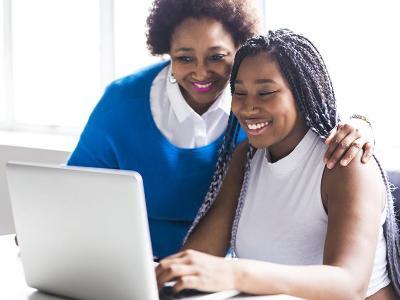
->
[235, 130, 390, 297]
[149, 64, 231, 148]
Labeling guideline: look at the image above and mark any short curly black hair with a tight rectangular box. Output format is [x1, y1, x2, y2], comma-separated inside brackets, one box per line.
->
[146, 0, 259, 55]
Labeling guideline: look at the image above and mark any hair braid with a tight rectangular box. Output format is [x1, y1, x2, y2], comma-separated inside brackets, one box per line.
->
[183, 112, 241, 242]
[373, 155, 400, 295]
[230, 145, 254, 253]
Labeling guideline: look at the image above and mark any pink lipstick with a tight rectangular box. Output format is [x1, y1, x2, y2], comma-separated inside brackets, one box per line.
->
[192, 81, 213, 92]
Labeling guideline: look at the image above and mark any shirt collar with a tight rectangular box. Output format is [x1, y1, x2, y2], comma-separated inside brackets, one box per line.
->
[208, 84, 231, 116]
[166, 65, 231, 123]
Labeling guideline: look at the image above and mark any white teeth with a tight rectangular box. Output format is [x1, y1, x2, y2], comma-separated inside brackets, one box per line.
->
[247, 121, 269, 130]
[194, 82, 212, 88]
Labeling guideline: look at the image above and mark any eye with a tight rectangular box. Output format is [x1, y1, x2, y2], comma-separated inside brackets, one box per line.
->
[259, 91, 277, 96]
[233, 91, 247, 97]
[176, 56, 193, 63]
[209, 54, 225, 62]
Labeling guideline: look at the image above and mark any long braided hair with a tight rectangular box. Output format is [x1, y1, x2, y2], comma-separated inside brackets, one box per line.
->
[185, 29, 400, 295]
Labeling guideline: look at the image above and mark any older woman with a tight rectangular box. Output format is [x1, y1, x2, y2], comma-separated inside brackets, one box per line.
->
[67, 0, 374, 259]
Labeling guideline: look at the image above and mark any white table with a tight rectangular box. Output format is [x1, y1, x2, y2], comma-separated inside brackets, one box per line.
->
[0, 235, 301, 300]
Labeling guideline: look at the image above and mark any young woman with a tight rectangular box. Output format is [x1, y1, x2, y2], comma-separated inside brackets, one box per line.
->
[156, 30, 399, 299]
[67, 0, 375, 259]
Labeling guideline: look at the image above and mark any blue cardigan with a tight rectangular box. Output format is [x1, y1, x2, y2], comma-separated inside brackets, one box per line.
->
[68, 61, 245, 258]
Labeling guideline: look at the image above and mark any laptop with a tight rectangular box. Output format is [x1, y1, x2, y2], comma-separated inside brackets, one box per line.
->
[6, 162, 239, 300]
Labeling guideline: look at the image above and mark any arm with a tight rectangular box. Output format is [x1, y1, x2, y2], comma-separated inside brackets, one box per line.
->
[67, 127, 115, 168]
[157, 152, 384, 299]
[324, 116, 375, 169]
[155, 142, 248, 289]
[183, 141, 249, 256]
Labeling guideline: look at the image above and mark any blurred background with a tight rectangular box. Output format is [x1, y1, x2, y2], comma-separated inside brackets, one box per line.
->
[0, 0, 399, 169]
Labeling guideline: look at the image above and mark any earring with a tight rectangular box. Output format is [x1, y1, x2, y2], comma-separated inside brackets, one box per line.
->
[169, 73, 177, 84]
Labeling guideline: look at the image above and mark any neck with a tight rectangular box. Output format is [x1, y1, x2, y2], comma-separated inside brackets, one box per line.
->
[180, 87, 217, 116]
[186, 100, 212, 115]
[268, 120, 308, 163]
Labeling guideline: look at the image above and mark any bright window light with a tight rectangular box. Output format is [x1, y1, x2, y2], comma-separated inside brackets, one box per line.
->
[0, 1, 6, 122]
[264, 0, 400, 164]
[2, 0, 399, 169]
[114, 0, 160, 79]
[12, 0, 101, 129]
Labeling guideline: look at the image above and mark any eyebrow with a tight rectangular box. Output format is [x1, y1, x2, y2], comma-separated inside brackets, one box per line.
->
[235, 79, 276, 84]
[174, 47, 193, 52]
[173, 46, 230, 53]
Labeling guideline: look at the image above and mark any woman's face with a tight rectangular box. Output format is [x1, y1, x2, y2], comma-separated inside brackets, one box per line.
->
[170, 17, 236, 115]
[231, 52, 307, 161]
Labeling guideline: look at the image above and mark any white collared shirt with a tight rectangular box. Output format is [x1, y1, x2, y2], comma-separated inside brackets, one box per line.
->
[150, 64, 231, 148]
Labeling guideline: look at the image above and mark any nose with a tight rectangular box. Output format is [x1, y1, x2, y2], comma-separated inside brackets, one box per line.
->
[192, 61, 210, 81]
[241, 96, 260, 115]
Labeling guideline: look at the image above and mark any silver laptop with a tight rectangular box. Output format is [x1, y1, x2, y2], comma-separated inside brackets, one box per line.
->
[6, 162, 239, 300]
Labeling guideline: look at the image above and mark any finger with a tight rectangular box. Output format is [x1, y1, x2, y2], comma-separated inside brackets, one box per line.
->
[324, 125, 338, 145]
[173, 275, 200, 293]
[156, 249, 202, 278]
[339, 138, 365, 166]
[157, 264, 198, 290]
[156, 253, 197, 280]
[157, 263, 182, 289]
[324, 124, 348, 165]
[162, 251, 188, 260]
[325, 123, 363, 168]
[326, 130, 361, 169]
[340, 122, 361, 137]
[164, 249, 199, 261]
[361, 142, 374, 163]
[156, 256, 190, 277]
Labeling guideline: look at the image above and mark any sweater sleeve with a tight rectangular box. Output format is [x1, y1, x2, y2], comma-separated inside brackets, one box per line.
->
[67, 84, 120, 169]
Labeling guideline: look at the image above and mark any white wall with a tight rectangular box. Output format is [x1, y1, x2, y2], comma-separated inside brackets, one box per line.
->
[263, 0, 400, 171]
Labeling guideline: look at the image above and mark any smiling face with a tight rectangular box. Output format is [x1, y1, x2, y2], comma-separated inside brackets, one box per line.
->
[231, 52, 308, 161]
[169, 17, 236, 115]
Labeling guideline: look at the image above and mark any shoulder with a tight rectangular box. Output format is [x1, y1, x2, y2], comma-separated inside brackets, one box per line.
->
[322, 151, 384, 211]
[324, 152, 383, 191]
[109, 60, 170, 97]
[91, 61, 170, 119]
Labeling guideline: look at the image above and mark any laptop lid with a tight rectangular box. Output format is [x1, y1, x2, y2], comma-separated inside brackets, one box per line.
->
[0, 145, 70, 235]
[6, 162, 159, 300]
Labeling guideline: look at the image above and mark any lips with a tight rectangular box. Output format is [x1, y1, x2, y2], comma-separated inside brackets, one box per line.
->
[191, 81, 214, 92]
